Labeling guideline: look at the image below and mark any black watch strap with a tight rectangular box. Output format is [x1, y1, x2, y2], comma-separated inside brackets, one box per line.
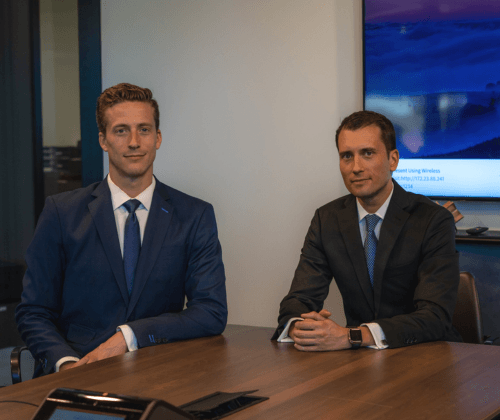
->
[348, 328, 362, 350]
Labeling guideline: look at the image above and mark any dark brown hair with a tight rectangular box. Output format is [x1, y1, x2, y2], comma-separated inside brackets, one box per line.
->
[335, 110, 396, 155]
[96, 83, 160, 134]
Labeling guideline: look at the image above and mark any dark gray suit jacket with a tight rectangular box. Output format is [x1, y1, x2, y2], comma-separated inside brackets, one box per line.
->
[274, 181, 461, 347]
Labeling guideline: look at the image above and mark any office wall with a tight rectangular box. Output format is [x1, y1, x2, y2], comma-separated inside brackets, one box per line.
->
[101, 0, 363, 327]
[40, 0, 81, 147]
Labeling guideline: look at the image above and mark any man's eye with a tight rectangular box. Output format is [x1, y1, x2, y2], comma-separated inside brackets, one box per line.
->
[140, 128, 150, 133]
[115, 128, 126, 134]
[343, 154, 352, 159]
[365, 151, 373, 156]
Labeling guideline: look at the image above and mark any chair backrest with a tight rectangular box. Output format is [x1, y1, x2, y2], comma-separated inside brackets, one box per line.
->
[10, 346, 35, 384]
[0, 346, 34, 386]
[452, 272, 483, 344]
[0, 347, 15, 387]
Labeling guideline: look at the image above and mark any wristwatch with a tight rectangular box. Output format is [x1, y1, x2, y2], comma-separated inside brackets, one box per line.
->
[348, 328, 362, 350]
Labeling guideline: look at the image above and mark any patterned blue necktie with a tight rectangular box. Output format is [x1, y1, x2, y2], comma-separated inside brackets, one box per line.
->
[364, 214, 380, 287]
[123, 199, 142, 295]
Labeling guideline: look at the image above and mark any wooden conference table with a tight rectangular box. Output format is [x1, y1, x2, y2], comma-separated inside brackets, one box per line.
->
[1, 325, 500, 420]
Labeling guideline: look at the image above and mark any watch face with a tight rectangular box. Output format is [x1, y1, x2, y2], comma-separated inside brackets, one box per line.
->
[349, 329, 362, 343]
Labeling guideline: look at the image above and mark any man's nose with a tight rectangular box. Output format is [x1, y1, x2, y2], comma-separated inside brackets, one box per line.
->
[129, 130, 139, 148]
[352, 155, 363, 173]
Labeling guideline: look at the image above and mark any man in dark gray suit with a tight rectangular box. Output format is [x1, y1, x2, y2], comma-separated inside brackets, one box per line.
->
[273, 110, 461, 350]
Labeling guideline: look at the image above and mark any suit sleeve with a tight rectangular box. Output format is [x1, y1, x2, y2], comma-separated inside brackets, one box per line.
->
[126, 203, 228, 347]
[376, 209, 460, 347]
[272, 210, 333, 339]
[15, 197, 81, 374]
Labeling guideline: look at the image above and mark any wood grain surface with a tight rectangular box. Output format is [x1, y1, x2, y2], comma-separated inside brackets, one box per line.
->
[0, 325, 499, 420]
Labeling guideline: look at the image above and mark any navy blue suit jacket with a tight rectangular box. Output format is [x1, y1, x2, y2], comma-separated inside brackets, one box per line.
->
[16, 178, 227, 376]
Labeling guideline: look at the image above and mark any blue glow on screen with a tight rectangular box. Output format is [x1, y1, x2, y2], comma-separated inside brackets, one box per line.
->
[49, 408, 125, 420]
[364, 0, 500, 198]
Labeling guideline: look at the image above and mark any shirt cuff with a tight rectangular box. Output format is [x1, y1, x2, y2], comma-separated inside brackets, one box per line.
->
[277, 317, 304, 342]
[117, 325, 138, 351]
[55, 356, 80, 372]
[361, 323, 389, 349]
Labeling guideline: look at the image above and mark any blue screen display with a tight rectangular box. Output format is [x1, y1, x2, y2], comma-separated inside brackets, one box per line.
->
[49, 408, 125, 420]
[364, 1, 500, 198]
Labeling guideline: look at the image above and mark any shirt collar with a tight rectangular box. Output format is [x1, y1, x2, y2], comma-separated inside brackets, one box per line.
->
[357, 181, 394, 222]
[107, 175, 156, 211]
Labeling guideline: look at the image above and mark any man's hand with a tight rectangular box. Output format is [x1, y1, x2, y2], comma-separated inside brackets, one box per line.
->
[66, 332, 128, 370]
[288, 309, 331, 339]
[290, 310, 351, 351]
[302, 309, 332, 321]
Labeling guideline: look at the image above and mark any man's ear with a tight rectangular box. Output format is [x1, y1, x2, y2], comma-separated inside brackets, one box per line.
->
[155, 130, 162, 150]
[98, 132, 108, 152]
[389, 148, 399, 172]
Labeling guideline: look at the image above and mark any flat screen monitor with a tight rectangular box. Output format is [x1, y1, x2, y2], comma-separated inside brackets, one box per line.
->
[363, 0, 500, 199]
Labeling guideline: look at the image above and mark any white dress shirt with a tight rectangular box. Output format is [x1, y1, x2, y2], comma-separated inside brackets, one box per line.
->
[278, 184, 394, 349]
[55, 175, 155, 371]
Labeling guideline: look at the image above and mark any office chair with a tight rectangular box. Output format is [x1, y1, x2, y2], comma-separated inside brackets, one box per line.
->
[452, 271, 497, 345]
[10, 346, 35, 384]
[0, 347, 15, 387]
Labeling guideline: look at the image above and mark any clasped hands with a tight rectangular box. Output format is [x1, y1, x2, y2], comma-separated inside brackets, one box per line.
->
[59, 331, 128, 371]
[289, 309, 355, 351]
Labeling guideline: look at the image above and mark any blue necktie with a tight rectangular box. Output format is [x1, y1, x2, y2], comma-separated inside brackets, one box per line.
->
[123, 199, 142, 294]
[364, 214, 380, 287]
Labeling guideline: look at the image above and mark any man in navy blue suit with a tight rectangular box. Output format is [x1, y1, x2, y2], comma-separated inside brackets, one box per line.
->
[16, 83, 227, 376]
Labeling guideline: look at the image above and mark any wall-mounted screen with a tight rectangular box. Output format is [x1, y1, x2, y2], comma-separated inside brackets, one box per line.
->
[363, 0, 500, 199]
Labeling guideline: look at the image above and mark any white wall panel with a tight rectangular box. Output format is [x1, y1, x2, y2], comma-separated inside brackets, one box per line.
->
[101, 0, 363, 327]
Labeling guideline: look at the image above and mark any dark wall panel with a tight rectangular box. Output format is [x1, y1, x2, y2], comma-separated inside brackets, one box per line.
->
[0, 0, 37, 301]
[79, 0, 103, 186]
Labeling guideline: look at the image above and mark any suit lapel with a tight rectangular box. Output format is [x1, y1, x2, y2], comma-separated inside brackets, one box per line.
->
[338, 195, 375, 314]
[88, 180, 130, 306]
[373, 181, 410, 317]
[127, 180, 172, 317]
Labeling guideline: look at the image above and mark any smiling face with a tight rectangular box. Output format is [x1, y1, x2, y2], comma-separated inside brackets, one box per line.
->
[338, 124, 399, 212]
[99, 101, 162, 192]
